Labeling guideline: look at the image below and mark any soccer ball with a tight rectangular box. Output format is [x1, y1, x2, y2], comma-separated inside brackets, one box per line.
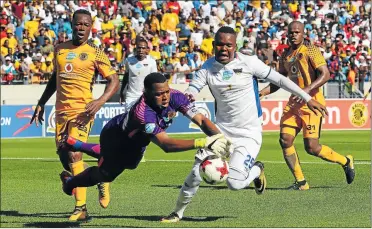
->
[199, 156, 229, 185]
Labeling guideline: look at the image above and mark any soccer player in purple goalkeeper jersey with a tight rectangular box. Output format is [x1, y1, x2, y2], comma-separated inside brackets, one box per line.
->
[59, 73, 231, 197]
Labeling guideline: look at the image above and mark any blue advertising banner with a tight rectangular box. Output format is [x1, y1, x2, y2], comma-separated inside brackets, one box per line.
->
[44, 102, 215, 137]
[1, 102, 215, 138]
[1, 105, 43, 138]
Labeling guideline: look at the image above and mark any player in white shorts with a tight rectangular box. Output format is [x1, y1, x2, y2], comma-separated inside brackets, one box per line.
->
[161, 26, 328, 223]
[120, 36, 158, 111]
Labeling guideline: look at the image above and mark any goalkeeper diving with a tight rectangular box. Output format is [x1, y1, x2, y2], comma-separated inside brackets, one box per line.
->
[58, 73, 231, 196]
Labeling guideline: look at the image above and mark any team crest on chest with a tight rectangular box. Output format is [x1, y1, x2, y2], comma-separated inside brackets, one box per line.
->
[79, 53, 88, 61]
[222, 70, 233, 81]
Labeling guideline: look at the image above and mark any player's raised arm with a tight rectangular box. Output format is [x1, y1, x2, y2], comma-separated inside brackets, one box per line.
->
[259, 52, 287, 99]
[30, 47, 58, 126]
[249, 55, 328, 117]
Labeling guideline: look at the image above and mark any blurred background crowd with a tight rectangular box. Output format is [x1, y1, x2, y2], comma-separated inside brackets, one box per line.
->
[0, 0, 370, 95]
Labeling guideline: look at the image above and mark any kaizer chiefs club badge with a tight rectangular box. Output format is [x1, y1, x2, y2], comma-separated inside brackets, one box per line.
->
[79, 53, 88, 61]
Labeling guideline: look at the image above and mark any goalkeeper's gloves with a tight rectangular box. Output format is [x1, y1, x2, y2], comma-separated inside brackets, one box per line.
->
[194, 134, 231, 158]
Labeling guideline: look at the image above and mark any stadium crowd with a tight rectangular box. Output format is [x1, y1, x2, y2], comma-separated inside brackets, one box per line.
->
[0, 0, 370, 93]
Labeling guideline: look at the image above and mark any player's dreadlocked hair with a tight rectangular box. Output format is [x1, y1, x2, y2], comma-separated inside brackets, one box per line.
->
[144, 73, 167, 91]
[215, 26, 237, 37]
[72, 9, 92, 21]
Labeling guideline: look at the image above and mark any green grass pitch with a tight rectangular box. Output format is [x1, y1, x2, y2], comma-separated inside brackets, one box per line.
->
[0, 130, 370, 228]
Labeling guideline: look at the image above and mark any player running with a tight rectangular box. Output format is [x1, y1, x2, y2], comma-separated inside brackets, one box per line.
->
[59, 73, 232, 201]
[259, 21, 355, 190]
[30, 9, 119, 221]
[161, 26, 328, 223]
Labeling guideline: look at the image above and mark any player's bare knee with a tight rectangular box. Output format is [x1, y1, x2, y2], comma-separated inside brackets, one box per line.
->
[304, 142, 321, 156]
[305, 145, 321, 156]
[279, 137, 293, 149]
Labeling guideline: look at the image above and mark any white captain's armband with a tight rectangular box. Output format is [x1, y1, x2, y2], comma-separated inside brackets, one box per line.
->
[185, 104, 200, 119]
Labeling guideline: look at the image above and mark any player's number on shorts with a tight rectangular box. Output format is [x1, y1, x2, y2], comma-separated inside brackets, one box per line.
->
[244, 155, 255, 170]
[306, 125, 315, 131]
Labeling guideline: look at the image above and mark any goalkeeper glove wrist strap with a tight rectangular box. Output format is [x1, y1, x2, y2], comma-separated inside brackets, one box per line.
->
[194, 138, 206, 148]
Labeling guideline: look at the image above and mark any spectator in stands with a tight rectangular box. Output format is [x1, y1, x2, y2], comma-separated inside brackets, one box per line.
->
[358, 55, 368, 94]
[172, 57, 190, 84]
[40, 37, 53, 56]
[29, 57, 42, 84]
[0, 0, 369, 90]
[15, 52, 29, 84]
[1, 56, 16, 84]
[164, 57, 174, 75]
[240, 40, 254, 55]
[4, 29, 18, 52]
[41, 57, 53, 84]
[1, 40, 10, 57]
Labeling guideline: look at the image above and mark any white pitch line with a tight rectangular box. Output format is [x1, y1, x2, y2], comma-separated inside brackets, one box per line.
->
[0, 157, 370, 165]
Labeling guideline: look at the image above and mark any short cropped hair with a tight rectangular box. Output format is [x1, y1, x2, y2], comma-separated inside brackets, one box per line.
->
[144, 73, 167, 91]
[72, 9, 92, 22]
[215, 26, 236, 37]
[136, 35, 148, 46]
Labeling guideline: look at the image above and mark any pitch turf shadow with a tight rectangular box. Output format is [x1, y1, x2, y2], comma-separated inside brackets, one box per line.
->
[151, 184, 228, 190]
[1, 210, 73, 219]
[263, 186, 336, 190]
[152, 185, 337, 191]
[23, 222, 81, 228]
[88, 215, 230, 222]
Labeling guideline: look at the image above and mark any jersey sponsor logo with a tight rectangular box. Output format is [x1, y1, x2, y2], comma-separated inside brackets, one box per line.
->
[222, 70, 233, 81]
[145, 123, 156, 134]
[348, 101, 368, 127]
[79, 53, 88, 61]
[64, 63, 73, 72]
[66, 52, 77, 60]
